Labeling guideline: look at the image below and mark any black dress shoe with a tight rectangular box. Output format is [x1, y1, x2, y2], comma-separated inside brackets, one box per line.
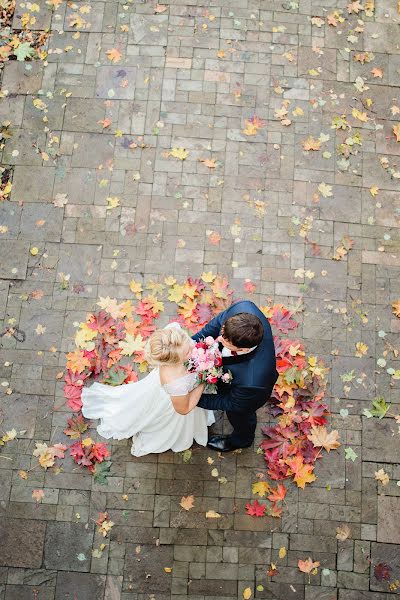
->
[206, 435, 251, 452]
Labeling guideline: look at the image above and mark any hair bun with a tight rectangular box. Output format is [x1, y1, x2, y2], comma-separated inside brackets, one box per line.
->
[145, 327, 190, 366]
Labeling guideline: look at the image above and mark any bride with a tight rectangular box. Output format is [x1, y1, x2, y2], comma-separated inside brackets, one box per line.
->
[81, 323, 215, 456]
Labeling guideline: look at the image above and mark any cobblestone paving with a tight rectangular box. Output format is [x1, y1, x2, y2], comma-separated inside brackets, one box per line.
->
[1, 0, 400, 598]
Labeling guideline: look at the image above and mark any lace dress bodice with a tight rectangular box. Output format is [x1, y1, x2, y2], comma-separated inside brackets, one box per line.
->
[162, 372, 197, 396]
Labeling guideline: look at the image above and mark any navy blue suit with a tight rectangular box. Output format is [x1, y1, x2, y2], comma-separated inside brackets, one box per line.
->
[192, 300, 279, 447]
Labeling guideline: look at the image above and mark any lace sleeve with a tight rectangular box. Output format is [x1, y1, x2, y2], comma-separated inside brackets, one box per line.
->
[163, 374, 196, 396]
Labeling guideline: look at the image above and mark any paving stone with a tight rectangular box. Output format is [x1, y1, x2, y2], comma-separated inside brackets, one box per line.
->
[19, 202, 64, 242]
[5, 586, 55, 600]
[44, 523, 94, 572]
[0, 519, 46, 568]
[0, 394, 40, 438]
[363, 417, 400, 463]
[1, 62, 43, 95]
[18, 307, 65, 351]
[377, 496, 400, 544]
[0, 240, 29, 280]
[0, 281, 10, 320]
[95, 67, 137, 101]
[10, 166, 55, 203]
[124, 545, 173, 594]
[129, 14, 168, 46]
[55, 572, 106, 600]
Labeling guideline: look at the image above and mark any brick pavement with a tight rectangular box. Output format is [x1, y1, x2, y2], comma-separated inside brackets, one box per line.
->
[1, 0, 400, 598]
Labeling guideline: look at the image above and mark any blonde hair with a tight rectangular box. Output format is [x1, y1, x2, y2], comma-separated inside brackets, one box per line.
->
[145, 326, 191, 366]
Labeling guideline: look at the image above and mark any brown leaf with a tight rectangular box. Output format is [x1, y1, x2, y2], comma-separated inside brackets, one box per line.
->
[154, 3, 168, 13]
[392, 299, 400, 317]
[336, 524, 351, 541]
[180, 495, 195, 511]
[307, 426, 341, 452]
[302, 136, 321, 151]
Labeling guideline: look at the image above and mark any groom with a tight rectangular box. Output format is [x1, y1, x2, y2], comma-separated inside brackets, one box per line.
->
[192, 300, 279, 452]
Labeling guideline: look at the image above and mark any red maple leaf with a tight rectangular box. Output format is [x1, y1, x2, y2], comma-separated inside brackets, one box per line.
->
[87, 310, 115, 334]
[374, 562, 392, 582]
[245, 499, 266, 517]
[269, 306, 299, 334]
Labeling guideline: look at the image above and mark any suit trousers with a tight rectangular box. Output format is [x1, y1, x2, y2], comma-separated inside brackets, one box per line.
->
[226, 410, 257, 447]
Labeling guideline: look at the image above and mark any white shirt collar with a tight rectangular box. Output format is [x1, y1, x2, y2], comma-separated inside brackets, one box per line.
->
[221, 346, 257, 357]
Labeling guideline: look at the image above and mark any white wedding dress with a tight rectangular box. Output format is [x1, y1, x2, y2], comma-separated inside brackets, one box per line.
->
[81, 324, 215, 457]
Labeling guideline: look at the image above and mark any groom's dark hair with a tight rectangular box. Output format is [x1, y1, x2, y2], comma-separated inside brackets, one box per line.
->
[222, 313, 264, 348]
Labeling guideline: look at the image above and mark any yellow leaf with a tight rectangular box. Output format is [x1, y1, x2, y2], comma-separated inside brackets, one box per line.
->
[318, 182, 333, 198]
[369, 186, 379, 197]
[393, 123, 400, 142]
[119, 333, 145, 356]
[30, 246, 39, 256]
[279, 547, 287, 559]
[82, 437, 93, 447]
[169, 147, 188, 160]
[129, 279, 143, 299]
[205, 510, 221, 518]
[243, 588, 252, 600]
[164, 276, 176, 286]
[168, 284, 185, 303]
[251, 481, 271, 497]
[375, 468, 390, 486]
[355, 341, 368, 357]
[351, 108, 369, 122]
[106, 196, 120, 210]
[18, 470, 28, 480]
[164, 567, 172, 573]
[201, 271, 216, 283]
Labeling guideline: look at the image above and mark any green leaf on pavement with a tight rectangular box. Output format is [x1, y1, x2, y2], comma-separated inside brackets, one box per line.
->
[367, 397, 390, 419]
[345, 448, 358, 462]
[15, 42, 35, 61]
[93, 460, 112, 485]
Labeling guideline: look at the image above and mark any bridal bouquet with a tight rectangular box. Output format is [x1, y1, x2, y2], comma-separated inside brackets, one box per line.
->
[186, 336, 232, 393]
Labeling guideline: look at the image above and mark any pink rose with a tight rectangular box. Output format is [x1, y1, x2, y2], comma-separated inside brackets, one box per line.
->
[205, 336, 215, 346]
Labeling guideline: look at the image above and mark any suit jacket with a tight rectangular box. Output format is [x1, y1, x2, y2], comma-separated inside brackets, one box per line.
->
[192, 300, 279, 414]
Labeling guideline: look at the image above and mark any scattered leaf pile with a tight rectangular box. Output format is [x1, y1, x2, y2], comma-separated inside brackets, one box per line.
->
[61, 275, 337, 511]
[0, 0, 50, 62]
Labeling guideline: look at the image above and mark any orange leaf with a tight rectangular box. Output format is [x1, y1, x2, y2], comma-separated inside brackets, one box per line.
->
[371, 67, 383, 78]
[267, 484, 287, 503]
[66, 348, 91, 374]
[393, 123, 400, 142]
[199, 158, 217, 169]
[106, 48, 122, 63]
[298, 557, 320, 573]
[98, 118, 112, 128]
